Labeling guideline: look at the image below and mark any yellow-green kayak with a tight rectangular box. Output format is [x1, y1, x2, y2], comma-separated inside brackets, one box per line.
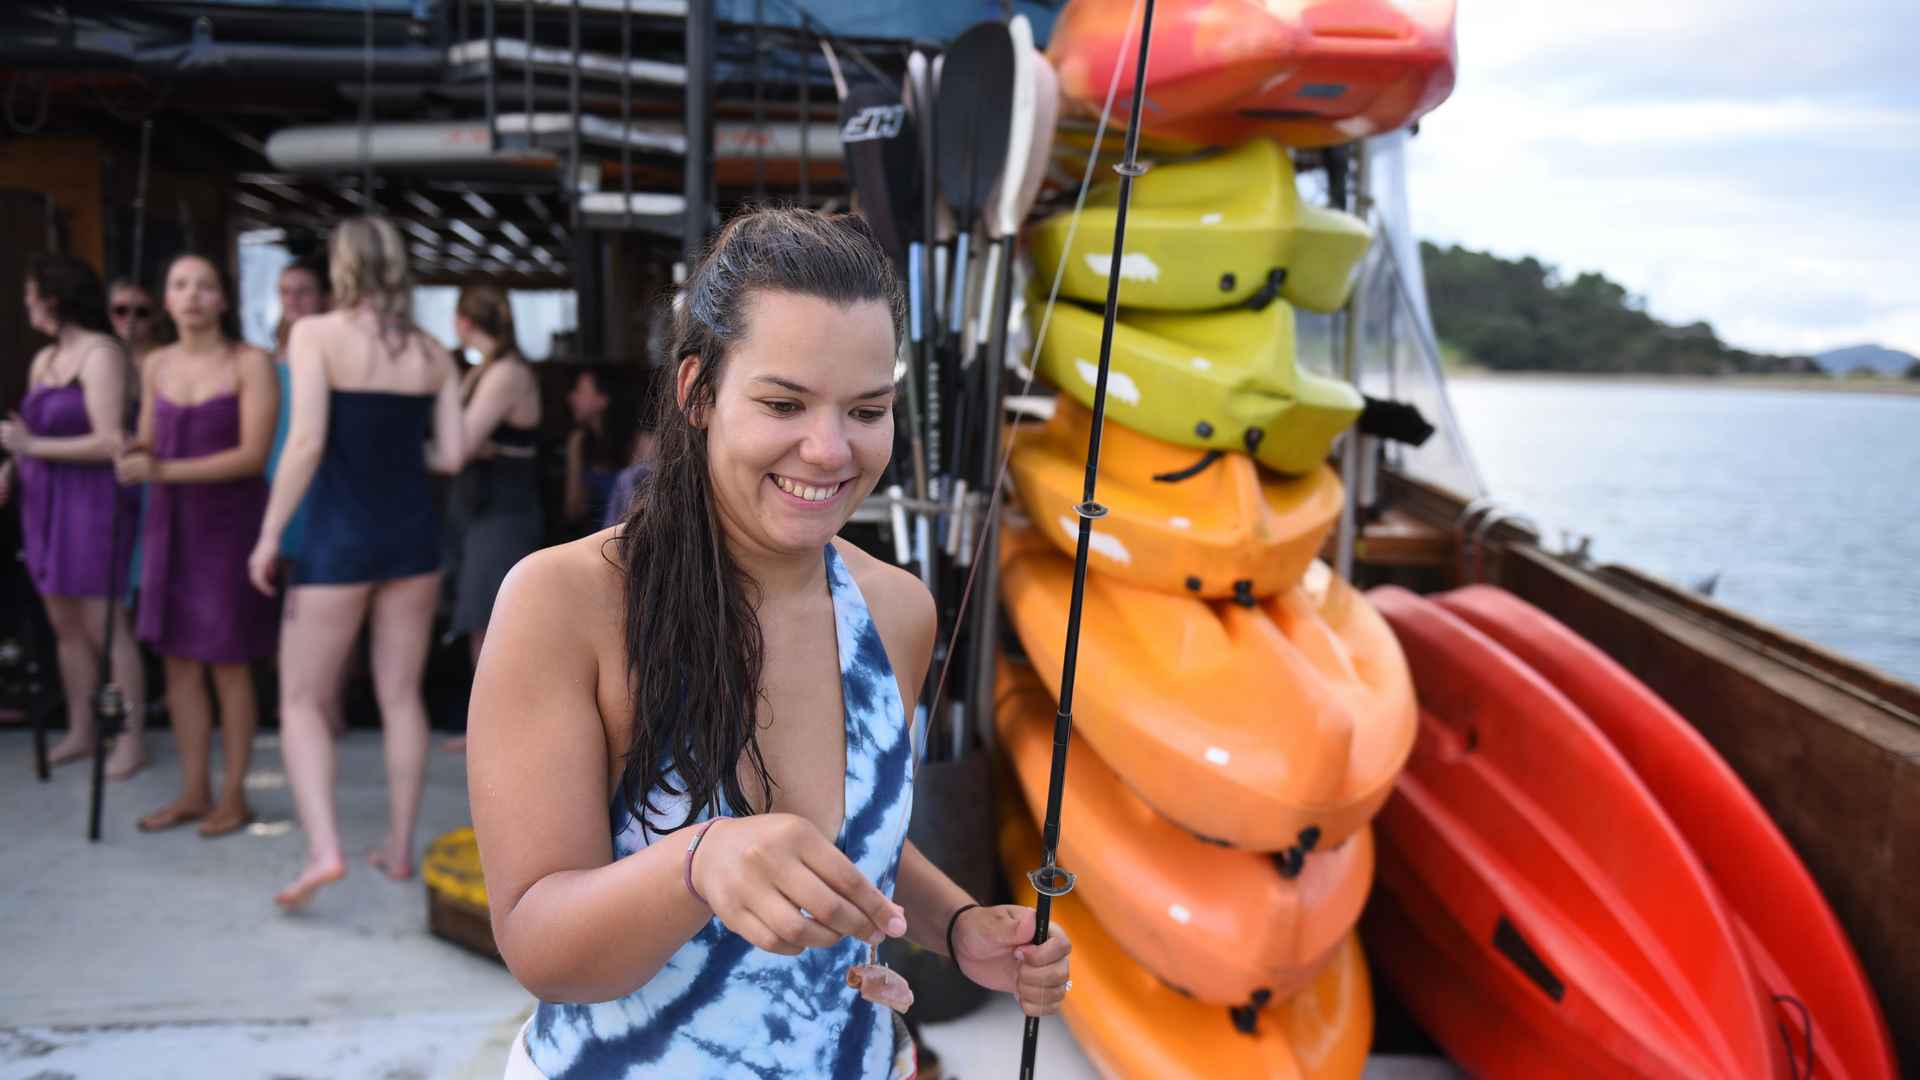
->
[1027, 139, 1371, 313]
[1034, 297, 1363, 475]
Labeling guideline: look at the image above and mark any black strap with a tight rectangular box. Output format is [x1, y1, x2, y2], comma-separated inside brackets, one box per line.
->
[945, 902, 981, 965]
[1151, 450, 1224, 484]
[1357, 395, 1436, 447]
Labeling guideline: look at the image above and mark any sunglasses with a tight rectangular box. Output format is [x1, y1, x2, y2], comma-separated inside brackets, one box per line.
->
[112, 305, 153, 319]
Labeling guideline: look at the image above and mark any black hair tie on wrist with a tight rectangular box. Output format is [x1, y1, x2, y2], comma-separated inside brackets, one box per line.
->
[945, 902, 981, 966]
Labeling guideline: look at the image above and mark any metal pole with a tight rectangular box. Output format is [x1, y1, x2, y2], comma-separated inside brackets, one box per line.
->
[1333, 140, 1371, 582]
[682, 0, 715, 263]
[798, 33, 811, 205]
[621, 0, 632, 230]
[751, 0, 766, 201]
[1018, 0, 1157, 1073]
[483, 0, 497, 148]
[568, 0, 581, 229]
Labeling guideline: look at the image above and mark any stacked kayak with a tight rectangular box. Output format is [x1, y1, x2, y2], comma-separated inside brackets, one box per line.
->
[998, 661, 1374, 1009]
[1433, 587, 1898, 1080]
[1007, 397, 1343, 597]
[1048, 0, 1457, 149]
[1001, 807, 1375, 1080]
[991, 11, 1450, 1072]
[1032, 299, 1363, 476]
[1000, 518, 1415, 857]
[1362, 586, 1896, 1079]
[1029, 140, 1371, 316]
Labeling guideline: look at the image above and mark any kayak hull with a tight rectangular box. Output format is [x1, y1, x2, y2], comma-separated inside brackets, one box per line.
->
[1365, 587, 1782, 1080]
[1008, 397, 1343, 598]
[998, 660, 1374, 1007]
[1049, 0, 1458, 148]
[1033, 299, 1363, 476]
[1027, 139, 1371, 314]
[1001, 808, 1374, 1080]
[999, 519, 1416, 854]
[1436, 586, 1896, 1080]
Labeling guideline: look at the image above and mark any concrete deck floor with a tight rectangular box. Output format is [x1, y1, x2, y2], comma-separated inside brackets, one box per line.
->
[0, 729, 1456, 1079]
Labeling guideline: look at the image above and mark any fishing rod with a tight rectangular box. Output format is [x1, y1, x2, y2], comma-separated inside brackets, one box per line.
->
[1018, 0, 1157, 1073]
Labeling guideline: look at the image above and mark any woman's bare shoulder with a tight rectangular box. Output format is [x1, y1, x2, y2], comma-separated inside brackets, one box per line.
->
[496, 528, 628, 638]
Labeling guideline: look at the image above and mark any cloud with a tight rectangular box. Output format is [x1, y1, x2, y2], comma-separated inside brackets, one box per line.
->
[1406, 0, 1920, 356]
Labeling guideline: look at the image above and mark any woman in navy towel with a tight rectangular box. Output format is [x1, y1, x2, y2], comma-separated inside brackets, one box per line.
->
[469, 208, 1071, 1079]
[250, 216, 465, 910]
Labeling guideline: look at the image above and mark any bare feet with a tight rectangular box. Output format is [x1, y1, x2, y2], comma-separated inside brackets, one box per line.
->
[366, 843, 414, 882]
[438, 736, 467, 754]
[46, 734, 94, 767]
[196, 802, 255, 838]
[274, 854, 347, 911]
[137, 795, 212, 833]
[105, 736, 149, 781]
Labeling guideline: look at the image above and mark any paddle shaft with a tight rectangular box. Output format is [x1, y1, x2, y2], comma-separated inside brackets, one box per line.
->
[1020, 0, 1158, 1074]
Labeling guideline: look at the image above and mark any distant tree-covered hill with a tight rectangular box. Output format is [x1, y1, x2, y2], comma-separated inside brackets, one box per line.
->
[1816, 344, 1920, 376]
[1421, 242, 1822, 375]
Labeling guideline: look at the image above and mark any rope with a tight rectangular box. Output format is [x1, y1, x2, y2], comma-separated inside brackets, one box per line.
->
[1772, 994, 1816, 1080]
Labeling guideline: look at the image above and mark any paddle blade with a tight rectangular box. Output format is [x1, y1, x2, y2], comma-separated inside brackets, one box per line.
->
[935, 21, 1018, 223]
[840, 83, 920, 261]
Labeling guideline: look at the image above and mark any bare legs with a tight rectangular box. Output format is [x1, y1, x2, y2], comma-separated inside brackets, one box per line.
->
[201, 663, 259, 835]
[364, 573, 438, 881]
[141, 657, 260, 835]
[273, 571, 438, 910]
[40, 594, 147, 779]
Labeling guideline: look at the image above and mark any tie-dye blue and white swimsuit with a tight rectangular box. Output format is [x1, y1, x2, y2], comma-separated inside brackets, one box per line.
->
[518, 543, 918, 1080]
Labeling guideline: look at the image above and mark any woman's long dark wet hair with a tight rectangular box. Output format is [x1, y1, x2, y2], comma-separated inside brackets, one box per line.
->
[616, 207, 903, 835]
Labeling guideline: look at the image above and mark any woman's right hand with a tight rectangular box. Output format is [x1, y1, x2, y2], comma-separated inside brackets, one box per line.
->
[690, 814, 908, 956]
[0, 460, 13, 507]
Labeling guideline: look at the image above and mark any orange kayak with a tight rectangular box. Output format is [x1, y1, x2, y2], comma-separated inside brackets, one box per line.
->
[1049, 0, 1457, 148]
[1365, 587, 1782, 1080]
[1007, 397, 1342, 599]
[997, 660, 1372, 1010]
[1001, 807, 1373, 1080]
[1437, 586, 1896, 1080]
[998, 517, 1416, 856]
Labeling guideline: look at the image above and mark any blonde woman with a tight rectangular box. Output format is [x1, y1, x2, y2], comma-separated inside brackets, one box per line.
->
[249, 216, 466, 910]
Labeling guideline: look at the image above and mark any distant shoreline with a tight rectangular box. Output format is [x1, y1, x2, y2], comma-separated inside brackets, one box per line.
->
[1446, 370, 1920, 397]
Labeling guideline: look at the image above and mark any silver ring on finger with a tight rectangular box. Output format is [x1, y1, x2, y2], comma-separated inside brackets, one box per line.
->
[1063, 979, 1073, 992]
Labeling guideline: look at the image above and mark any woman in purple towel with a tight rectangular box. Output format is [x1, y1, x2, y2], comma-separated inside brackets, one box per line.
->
[0, 254, 148, 778]
[117, 253, 279, 837]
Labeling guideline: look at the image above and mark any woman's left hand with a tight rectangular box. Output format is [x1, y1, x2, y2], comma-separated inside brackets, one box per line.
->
[0, 413, 32, 456]
[952, 904, 1072, 1017]
[115, 450, 155, 484]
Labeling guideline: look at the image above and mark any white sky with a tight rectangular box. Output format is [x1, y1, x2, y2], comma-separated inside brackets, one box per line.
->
[1403, 0, 1920, 357]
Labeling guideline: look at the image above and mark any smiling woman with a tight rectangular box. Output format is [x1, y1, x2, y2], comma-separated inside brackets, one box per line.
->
[467, 207, 1072, 1080]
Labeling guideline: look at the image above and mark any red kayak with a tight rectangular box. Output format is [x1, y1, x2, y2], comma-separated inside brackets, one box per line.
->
[1049, 0, 1457, 148]
[1364, 587, 1783, 1079]
[1436, 586, 1896, 1080]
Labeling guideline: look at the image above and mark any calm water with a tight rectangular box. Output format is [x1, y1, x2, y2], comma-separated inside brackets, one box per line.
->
[1446, 378, 1920, 685]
